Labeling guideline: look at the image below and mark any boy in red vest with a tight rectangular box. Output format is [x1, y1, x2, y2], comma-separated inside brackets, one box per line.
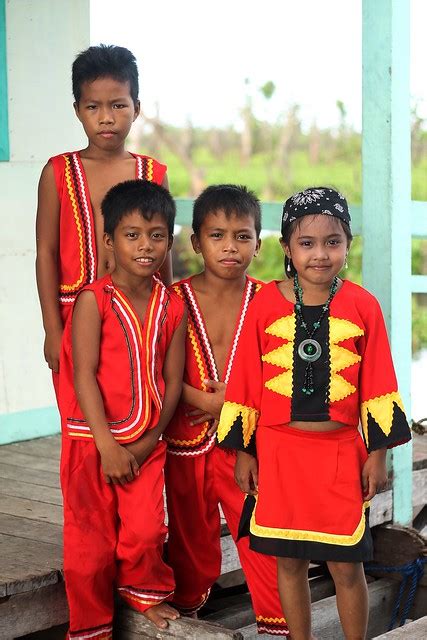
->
[59, 180, 186, 639]
[164, 185, 288, 636]
[36, 44, 171, 391]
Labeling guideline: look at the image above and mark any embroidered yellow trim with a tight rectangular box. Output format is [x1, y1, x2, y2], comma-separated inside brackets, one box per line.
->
[146, 157, 154, 181]
[360, 391, 405, 448]
[265, 313, 296, 340]
[217, 401, 259, 446]
[262, 341, 293, 370]
[328, 316, 363, 403]
[265, 370, 293, 398]
[188, 323, 208, 392]
[256, 616, 287, 624]
[329, 317, 364, 343]
[164, 424, 210, 446]
[60, 155, 85, 292]
[250, 498, 369, 546]
[263, 313, 295, 397]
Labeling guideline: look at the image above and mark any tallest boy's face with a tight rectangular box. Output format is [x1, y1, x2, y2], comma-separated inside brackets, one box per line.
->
[74, 76, 140, 150]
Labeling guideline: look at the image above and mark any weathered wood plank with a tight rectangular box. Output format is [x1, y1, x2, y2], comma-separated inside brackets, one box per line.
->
[0, 532, 62, 567]
[238, 579, 400, 639]
[0, 462, 60, 488]
[0, 581, 68, 640]
[0, 449, 59, 473]
[0, 477, 63, 505]
[220, 535, 240, 574]
[0, 435, 61, 460]
[0, 494, 63, 525]
[0, 557, 60, 596]
[116, 608, 243, 639]
[373, 615, 427, 638]
[0, 513, 62, 545]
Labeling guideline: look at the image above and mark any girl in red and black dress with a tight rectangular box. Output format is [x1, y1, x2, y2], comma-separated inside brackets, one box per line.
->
[218, 187, 411, 640]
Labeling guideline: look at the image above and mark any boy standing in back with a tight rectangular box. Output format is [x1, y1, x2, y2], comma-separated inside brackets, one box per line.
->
[164, 185, 288, 636]
[36, 44, 171, 386]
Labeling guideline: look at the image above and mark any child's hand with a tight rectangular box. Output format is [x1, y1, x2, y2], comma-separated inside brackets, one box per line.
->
[99, 441, 139, 486]
[361, 448, 388, 501]
[203, 380, 226, 420]
[44, 328, 63, 373]
[124, 431, 158, 467]
[235, 451, 258, 496]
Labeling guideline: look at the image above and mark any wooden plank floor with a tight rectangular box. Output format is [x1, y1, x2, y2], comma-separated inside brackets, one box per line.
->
[0, 433, 425, 638]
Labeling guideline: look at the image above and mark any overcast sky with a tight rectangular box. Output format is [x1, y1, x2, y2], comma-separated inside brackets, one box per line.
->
[90, 0, 427, 131]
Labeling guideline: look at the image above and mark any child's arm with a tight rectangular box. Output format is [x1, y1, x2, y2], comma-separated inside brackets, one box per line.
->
[361, 448, 388, 501]
[235, 450, 258, 496]
[183, 380, 226, 426]
[35, 162, 63, 373]
[159, 173, 173, 286]
[72, 291, 139, 485]
[125, 310, 187, 465]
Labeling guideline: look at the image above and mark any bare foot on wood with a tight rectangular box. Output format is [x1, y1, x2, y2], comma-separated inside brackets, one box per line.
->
[143, 602, 180, 629]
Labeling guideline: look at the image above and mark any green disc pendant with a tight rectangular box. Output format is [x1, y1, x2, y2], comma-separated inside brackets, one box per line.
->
[298, 339, 322, 363]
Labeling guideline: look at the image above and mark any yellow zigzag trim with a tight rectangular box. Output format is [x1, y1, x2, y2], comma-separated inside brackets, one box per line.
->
[265, 313, 296, 339]
[329, 317, 364, 343]
[250, 496, 370, 545]
[60, 156, 85, 291]
[265, 370, 293, 398]
[256, 616, 287, 624]
[217, 401, 259, 446]
[147, 157, 154, 181]
[263, 313, 295, 397]
[262, 341, 293, 370]
[165, 321, 211, 446]
[360, 391, 405, 448]
[328, 316, 364, 403]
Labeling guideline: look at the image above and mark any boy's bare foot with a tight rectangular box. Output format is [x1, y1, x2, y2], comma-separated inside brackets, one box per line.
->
[143, 603, 180, 629]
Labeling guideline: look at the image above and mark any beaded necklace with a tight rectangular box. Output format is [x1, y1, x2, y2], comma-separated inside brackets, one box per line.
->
[293, 273, 339, 396]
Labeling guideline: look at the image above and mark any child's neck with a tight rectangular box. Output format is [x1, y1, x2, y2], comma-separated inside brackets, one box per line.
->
[80, 142, 131, 162]
[110, 270, 153, 297]
[194, 269, 247, 295]
[295, 276, 340, 306]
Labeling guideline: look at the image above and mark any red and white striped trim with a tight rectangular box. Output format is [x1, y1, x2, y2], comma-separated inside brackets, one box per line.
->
[73, 153, 96, 283]
[68, 624, 112, 640]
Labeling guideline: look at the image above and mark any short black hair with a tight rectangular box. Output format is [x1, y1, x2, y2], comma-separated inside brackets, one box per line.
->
[102, 180, 176, 237]
[192, 184, 261, 238]
[72, 44, 139, 105]
[282, 216, 353, 278]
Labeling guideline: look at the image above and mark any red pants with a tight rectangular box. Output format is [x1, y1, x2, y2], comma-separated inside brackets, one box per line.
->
[165, 446, 288, 635]
[61, 438, 174, 640]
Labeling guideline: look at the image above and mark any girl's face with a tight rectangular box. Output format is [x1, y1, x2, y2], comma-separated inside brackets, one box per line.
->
[281, 214, 349, 288]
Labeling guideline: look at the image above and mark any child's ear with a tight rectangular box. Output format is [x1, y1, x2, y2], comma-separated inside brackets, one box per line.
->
[73, 102, 81, 120]
[191, 233, 201, 254]
[104, 232, 114, 250]
[167, 236, 173, 251]
[133, 100, 141, 121]
[279, 237, 291, 258]
[254, 238, 262, 257]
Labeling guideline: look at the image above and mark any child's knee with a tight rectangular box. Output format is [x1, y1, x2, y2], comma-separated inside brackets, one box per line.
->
[327, 561, 365, 588]
[277, 556, 309, 577]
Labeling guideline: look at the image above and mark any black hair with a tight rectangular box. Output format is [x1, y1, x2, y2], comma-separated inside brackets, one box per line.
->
[192, 184, 261, 238]
[102, 180, 175, 237]
[281, 216, 353, 278]
[72, 44, 139, 105]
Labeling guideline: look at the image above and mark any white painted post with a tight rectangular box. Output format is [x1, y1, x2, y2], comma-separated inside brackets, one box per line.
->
[362, 0, 412, 525]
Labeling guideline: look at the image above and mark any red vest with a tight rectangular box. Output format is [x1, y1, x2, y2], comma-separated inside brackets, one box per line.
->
[59, 274, 183, 443]
[50, 151, 167, 308]
[164, 276, 262, 456]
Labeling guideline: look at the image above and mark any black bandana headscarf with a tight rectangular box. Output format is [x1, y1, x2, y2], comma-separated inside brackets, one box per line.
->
[281, 187, 351, 237]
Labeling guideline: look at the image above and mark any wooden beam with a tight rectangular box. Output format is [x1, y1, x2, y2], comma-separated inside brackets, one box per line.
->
[373, 615, 427, 638]
[116, 608, 243, 639]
